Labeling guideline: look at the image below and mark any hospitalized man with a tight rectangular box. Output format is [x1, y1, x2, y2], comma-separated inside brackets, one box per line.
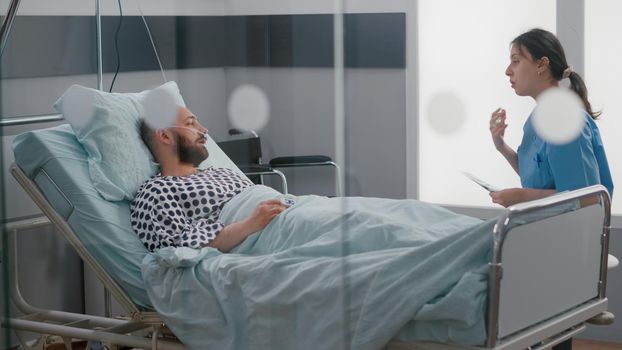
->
[131, 107, 287, 252]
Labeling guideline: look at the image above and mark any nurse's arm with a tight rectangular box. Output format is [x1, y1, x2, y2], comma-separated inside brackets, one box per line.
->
[497, 144, 519, 175]
[490, 188, 556, 207]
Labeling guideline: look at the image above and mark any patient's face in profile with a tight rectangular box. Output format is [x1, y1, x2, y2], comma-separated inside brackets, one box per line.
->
[172, 107, 209, 166]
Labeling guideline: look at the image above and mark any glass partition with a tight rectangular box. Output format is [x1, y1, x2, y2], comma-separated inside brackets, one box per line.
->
[1, 88, 6, 350]
[1, 0, 616, 349]
[1, 3, 9, 347]
[3, 0, 408, 347]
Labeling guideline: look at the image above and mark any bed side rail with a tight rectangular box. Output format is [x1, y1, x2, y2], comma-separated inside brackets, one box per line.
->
[9, 163, 144, 319]
[486, 185, 611, 348]
[0, 164, 186, 350]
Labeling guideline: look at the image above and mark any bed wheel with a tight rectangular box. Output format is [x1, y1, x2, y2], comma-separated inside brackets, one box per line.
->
[587, 311, 615, 325]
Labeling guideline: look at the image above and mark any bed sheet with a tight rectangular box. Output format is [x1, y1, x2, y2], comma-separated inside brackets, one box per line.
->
[142, 185, 494, 350]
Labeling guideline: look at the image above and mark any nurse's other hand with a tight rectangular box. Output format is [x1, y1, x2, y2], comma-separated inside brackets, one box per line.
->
[490, 108, 508, 151]
[489, 188, 523, 207]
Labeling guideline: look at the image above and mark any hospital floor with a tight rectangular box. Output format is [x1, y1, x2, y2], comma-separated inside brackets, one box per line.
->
[40, 339, 622, 349]
[573, 339, 622, 349]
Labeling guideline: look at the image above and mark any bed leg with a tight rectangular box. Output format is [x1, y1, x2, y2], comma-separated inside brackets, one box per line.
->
[552, 338, 572, 350]
[152, 325, 161, 350]
[61, 336, 73, 350]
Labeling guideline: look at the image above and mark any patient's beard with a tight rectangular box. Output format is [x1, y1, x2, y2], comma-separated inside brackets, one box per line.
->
[175, 133, 209, 166]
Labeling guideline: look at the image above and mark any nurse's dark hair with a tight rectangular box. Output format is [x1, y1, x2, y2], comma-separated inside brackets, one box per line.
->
[512, 28, 600, 119]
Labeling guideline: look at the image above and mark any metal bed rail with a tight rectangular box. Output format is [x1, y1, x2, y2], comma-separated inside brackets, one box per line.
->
[10, 164, 141, 318]
[0, 114, 64, 127]
[3, 164, 187, 349]
[3, 226, 184, 350]
[387, 186, 611, 350]
[485, 185, 612, 348]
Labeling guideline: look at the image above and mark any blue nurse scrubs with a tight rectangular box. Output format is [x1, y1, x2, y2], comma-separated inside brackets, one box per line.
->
[517, 112, 614, 198]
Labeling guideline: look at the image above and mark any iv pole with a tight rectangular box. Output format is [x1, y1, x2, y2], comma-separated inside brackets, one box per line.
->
[1, 0, 104, 92]
[0, 0, 21, 58]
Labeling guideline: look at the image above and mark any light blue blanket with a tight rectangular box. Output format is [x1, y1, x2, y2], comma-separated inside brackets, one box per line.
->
[141, 185, 495, 349]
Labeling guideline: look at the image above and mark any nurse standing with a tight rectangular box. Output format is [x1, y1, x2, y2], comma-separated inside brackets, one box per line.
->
[489, 28, 613, 207]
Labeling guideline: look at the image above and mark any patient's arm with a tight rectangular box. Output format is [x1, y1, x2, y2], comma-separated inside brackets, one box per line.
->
[489, 187, 556, 207]
[136, 202, 225, 251]
[208, 199, 286, 252]
[133, 186, 285, 252]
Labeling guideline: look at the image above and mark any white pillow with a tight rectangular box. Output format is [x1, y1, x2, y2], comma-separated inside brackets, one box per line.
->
[54, 82, 185, 201]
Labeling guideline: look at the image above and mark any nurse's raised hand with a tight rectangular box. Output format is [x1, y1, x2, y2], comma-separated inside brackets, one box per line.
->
[490, 108, 508, 151]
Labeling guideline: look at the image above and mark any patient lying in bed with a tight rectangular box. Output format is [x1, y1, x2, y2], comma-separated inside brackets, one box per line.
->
[132, 106, 291, 252]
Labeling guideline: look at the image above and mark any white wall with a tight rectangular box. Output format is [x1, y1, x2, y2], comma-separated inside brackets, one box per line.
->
[582, 4, 622, 340]
[416, 0, 556, 207]
[585, 1, 622, 218]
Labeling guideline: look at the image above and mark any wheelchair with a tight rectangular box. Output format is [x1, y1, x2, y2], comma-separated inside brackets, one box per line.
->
[216, 129, 342, 196]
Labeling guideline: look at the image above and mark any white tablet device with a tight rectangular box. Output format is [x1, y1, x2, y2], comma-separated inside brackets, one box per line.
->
[462, 171, 502, 192]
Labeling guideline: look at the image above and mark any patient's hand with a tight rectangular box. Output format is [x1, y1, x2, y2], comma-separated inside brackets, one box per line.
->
[244, 199, 287, 233]
[210, 200, 286, 252]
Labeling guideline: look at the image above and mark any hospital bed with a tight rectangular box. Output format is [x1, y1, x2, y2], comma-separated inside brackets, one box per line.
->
[3, 123, 615, 350]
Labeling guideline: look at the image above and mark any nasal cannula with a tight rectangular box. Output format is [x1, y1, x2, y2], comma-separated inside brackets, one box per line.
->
[174, 126, 208, 139]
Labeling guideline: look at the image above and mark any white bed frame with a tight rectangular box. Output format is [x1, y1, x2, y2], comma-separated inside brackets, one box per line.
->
[2, 163, 614, 350]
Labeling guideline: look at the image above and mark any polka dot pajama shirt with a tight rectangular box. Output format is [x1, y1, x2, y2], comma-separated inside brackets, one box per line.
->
[130, 167, 253, 251]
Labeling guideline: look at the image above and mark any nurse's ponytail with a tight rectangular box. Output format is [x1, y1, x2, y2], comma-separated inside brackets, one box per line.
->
[566, 70, 600, 119]
[512, 28, 601, 120]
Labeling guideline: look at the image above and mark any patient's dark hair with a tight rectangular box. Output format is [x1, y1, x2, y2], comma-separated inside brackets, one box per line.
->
[139, 119, 157, 157]
[512, 28, 600, 119]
